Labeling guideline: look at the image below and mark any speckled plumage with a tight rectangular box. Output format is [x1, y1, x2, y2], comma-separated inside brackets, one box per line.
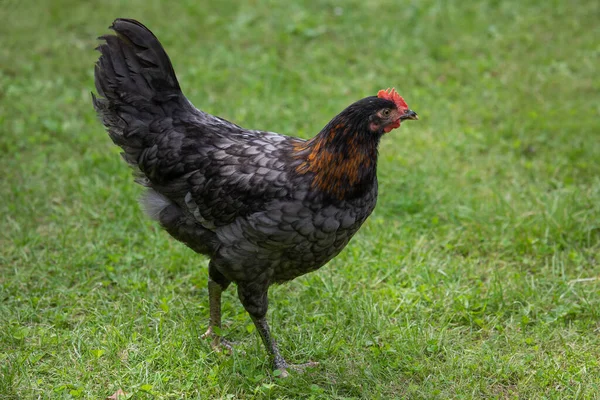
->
[93, 19, 416, 374]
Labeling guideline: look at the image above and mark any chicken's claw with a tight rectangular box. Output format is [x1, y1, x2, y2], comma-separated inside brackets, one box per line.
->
[201, 327, 238, 353]
[275, 361, 319, 378]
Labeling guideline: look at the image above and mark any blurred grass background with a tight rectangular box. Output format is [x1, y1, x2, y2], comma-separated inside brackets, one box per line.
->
[1, 0, 599, 398]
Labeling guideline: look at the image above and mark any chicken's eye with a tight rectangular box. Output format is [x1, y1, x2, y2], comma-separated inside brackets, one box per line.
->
[381, 109, 391, 117]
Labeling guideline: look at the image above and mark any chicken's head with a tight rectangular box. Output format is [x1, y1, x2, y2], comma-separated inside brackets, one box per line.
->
[369, 88, 418, 133]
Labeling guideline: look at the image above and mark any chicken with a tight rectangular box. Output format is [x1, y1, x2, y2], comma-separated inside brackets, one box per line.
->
[93, 18, 418, 376]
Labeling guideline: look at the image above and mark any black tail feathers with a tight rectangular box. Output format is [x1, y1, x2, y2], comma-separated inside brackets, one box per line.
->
[94, 18, 182, 105]
[93, 19, 188, 181]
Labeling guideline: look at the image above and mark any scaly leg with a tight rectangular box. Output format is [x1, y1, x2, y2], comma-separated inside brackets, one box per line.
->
[250, 314, 287, 370]
[240, 285, 318, 377]
[201, 280, 226, 344]
[202, 265, 233, 351]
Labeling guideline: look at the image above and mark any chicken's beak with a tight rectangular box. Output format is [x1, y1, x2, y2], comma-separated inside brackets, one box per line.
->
[400, 109, 419, 121]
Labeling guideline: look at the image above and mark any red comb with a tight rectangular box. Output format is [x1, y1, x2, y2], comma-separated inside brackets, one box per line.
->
[377, 88, 409, 110]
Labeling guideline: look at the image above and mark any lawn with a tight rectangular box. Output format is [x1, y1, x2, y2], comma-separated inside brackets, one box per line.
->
[1, 0, 599, 398]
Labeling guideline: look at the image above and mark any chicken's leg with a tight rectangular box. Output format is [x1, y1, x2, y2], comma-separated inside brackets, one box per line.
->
[239, 285, 317, 377]
[202, 263, 233, 351]
[201, 280, 224, 342]
[250, 314, 287, 370]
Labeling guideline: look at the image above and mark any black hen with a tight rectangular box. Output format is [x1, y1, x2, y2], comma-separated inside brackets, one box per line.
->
[93, 18, 417, 375]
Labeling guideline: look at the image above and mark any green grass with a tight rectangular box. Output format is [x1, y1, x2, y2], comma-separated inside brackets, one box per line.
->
[1, 0, 599, 398]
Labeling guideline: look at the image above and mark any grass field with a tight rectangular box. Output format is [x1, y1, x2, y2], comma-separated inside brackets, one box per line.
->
[1, 0, 599, 398]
